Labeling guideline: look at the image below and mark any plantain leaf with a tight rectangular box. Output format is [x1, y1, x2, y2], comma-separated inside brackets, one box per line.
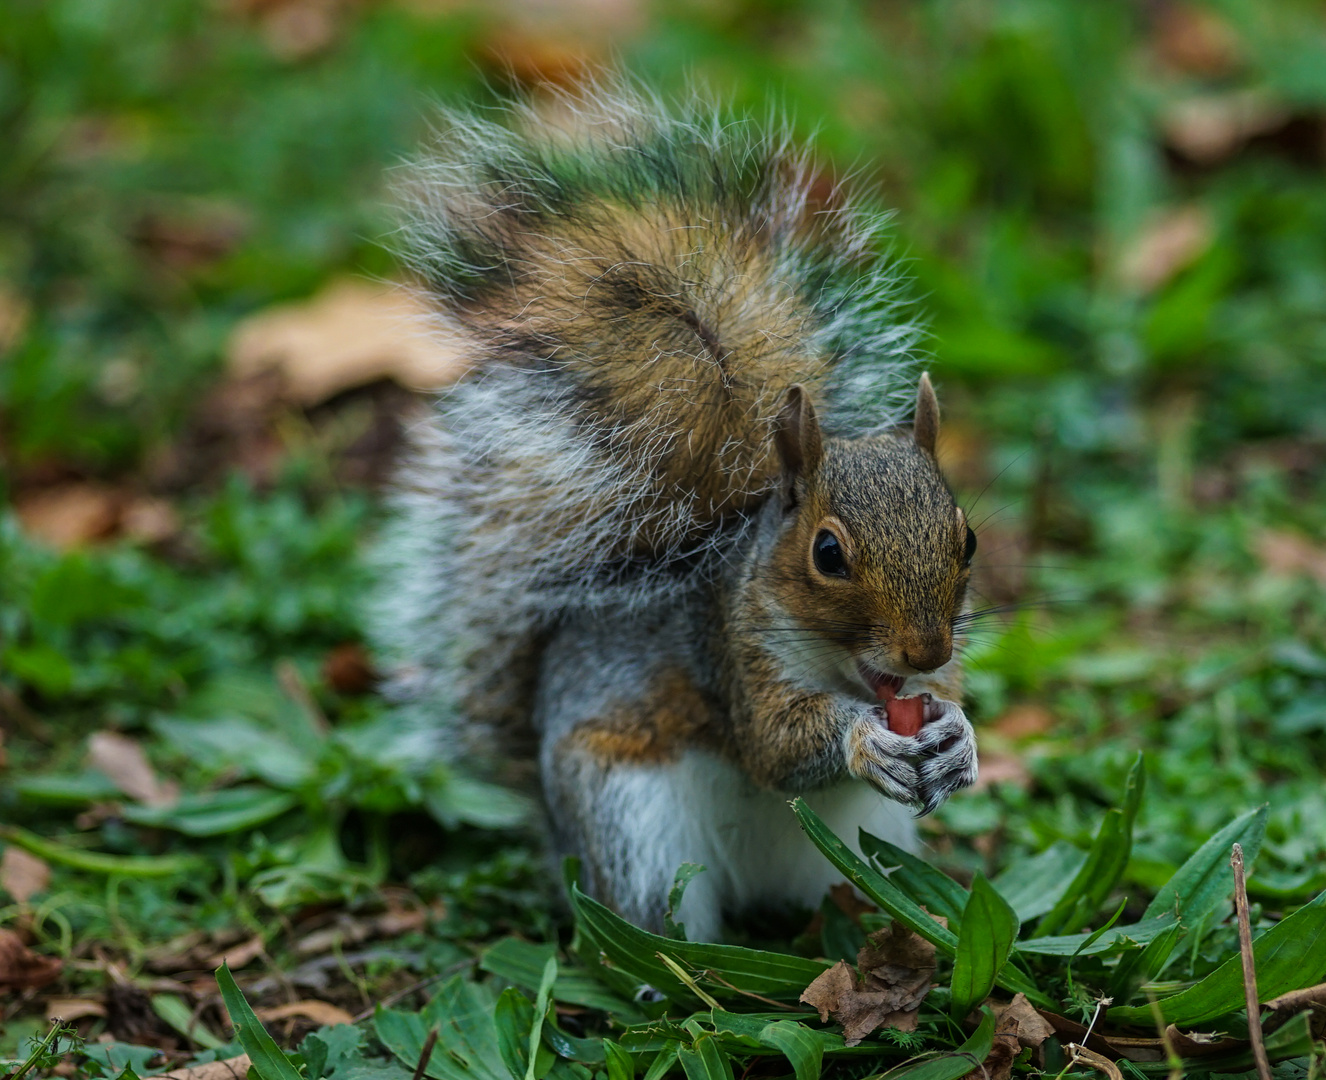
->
[792, 800, 1052, 1006]
[1109, 890, 1326, 1025]
[215, 964, 302, 1080]
[991, 841, 1087, 923]
[756, 1021, 823, 1080]
[858, 830, 970, 928]
[569, 884, 827, 1004]
[1142, 806, 1267, 924]
[677, 1035, 731, 1080]
[496, 988, 536, 1080]
[481, 939, 646, 1023]
[527, 957, 557, 1080]
[950, 875, 1019, 1019]
[1015, 914, 1177, 956]
[603, 1041, 635, 1080]
[886, 1008, 995, 1080]
[664, 864, 705, 941]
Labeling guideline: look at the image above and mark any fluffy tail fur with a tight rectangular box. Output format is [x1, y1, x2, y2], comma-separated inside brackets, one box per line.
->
[375, 79, 920, 766]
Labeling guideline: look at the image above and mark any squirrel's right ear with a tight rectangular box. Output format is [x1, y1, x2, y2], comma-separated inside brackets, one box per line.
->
[774, 385, 824, 506]
[913, 372, 940, 457]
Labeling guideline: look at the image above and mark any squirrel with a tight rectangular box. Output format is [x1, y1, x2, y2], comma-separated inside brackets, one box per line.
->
[375, 80, 979, 944]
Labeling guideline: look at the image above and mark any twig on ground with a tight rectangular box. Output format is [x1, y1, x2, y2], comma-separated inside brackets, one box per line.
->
[1232, 843, 1273, 1080]
[411, 1026, 439, 1080]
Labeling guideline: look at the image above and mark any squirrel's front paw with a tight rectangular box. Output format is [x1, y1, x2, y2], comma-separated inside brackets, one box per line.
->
[845, 710, 922, 807]
[913, 696, 978, 815]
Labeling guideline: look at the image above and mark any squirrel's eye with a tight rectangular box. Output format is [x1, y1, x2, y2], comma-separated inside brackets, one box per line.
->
[963, 525, 977, 566]
[813, 530, 848, 577]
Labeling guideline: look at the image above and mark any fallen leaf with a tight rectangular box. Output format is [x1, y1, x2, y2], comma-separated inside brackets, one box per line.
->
[801, 922, 935, 1046]
[228, 279, 466, 406]
[1265, 981, 1326, 1037]
[1255, 529, 1326, 585]
[996, 994, 1055, 1048]
[0, 928, 63, 991]
[1164, 1026, 1244, 1057]
[88, 732, 178, 808]
[990, 705, 1054, 740]
[1116, 205, 1213, 293]
[45, 997, 109, 1020]
[208, 934, 265, 970]
[15, 484, 122, 550]
[121, 498, 182, 546]
[1, 845, 51, 903]
[145, 1056, 251, 1080]
[322, 642, 377, 695]
[1065, 1044, 1124, 1080]
[293, 907, 428, 956]
[256, 1000, 355, 1026]
[0, 286, 30, 353]
[1161, 90, 1290, 166]
[1151, 4, 1242, 77]
[971, 751, 1031, 792]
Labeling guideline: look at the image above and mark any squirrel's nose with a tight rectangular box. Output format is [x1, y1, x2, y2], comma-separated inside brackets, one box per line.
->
[903, 640, 951, 673]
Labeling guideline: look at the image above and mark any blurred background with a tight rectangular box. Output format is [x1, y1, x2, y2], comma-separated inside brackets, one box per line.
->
[2, 0, 1326, 1053]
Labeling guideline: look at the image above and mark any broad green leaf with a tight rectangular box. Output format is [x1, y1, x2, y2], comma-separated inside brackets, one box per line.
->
[664, 864, 705, 941]
[496, 988, 536, 1080]
[569, 884, 827, 1004]
[527, 957, 557, 1080]
[1109, 890, 1326, 1025]
[13, 771, 122, 806]
[1034, 755, 1144, 938]
[0, 824, 200, 877]
[858, 830, 970, 927]
[215, 964, 302, 1080]
[377, 977, 508, 1080]
[542, 1020, 606, 1065]
[481, 939, 646, 1023]
[603, 1041, 635, 1080]
[886, 1008, 995, 1080]
[641, 1045, 679, 1080]
[950, 874, 1019, 1019]
[153, 716, 316, 789]
[424, 772, 531, 830]
[1142, 806, 1267, 923]
[677, 1035, 731, 1080]
[757, 1021, 823, 1080]
[819, 895, 866, 963]
[793, 801, 1051, 1005]
[1107, 920, 1183, 1002]
[1015, 915, 1176, 956]
[1124, 1012, 1317, 1075]
[123, 787, 298, 836]
[150, 994, 226, 1050]
[991, 841, 1087, 923]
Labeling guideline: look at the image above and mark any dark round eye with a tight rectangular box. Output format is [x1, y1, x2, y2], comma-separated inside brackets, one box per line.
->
[813, 530, 848, 577]
[963, 525, 977, 566]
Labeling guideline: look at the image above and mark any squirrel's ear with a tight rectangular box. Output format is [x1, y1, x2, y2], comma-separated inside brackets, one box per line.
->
[913, 372, 940, 457]
[774, 385, 824, 490]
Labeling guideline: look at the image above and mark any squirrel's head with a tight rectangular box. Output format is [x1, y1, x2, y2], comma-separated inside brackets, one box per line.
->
[764, 375, 974, 694]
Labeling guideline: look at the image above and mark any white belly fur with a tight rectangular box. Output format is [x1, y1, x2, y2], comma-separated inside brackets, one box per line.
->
[594, 749, 917, 943]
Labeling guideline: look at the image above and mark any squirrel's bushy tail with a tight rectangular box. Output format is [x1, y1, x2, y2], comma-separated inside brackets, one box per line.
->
[375, 79, 919, 761]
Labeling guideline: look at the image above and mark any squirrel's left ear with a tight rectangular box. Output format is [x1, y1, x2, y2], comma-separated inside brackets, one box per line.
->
[774, 385, 824, 507]
[913, 372, 940, 457]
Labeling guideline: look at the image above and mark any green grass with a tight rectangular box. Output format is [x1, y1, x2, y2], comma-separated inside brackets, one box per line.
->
[2, 0, 1326, 1077]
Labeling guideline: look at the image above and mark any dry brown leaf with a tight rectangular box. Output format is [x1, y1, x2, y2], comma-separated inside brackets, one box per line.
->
[801, 922, 935, 1046]
[990, 705, 1054, 740]
[996, 993, 1055, 1048]
[15, 484, 122, 550]
[1164, 1026, 1244, 1057]
[1265, 981, 1326, 1037]
[121, 498, 182, 546]
[1255, 529, 1326, 585]
[0, 928, 63, 991]
[1117, 206, 1213, 293]
[46, 997, 109, 1020]
[293, 907, 428, 956]
[1, 845, 51, 903]
[971, 751, 1031, 792]
[0, 286, 30, 353]
[88, 732, 178, 807]
[228, 280, 466, 406]
[145, 1054, 252, 1080]
[1066, 1044, 1125, 1080]
[1152, 4, 1242, 77]
[256, 1000, 355, 1026]
[1161, 90, 1289, 165]
[208, 934, 265, 970]
[323, 643, 377, 695]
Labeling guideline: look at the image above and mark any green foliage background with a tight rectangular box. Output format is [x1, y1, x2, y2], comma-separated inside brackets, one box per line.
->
[2, 0, 1326, 1075]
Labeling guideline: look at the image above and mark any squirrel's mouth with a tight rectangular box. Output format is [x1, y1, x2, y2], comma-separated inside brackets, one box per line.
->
[857, 663, 905, 702]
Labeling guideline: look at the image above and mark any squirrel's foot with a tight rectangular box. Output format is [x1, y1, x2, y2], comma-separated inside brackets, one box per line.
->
[845, 708, 923, 807]
[845, 697, 977, 813]
[913, 695, 978, 815]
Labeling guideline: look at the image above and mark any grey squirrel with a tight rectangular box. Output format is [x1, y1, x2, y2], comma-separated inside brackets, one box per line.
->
[376, 80, 978, 943]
